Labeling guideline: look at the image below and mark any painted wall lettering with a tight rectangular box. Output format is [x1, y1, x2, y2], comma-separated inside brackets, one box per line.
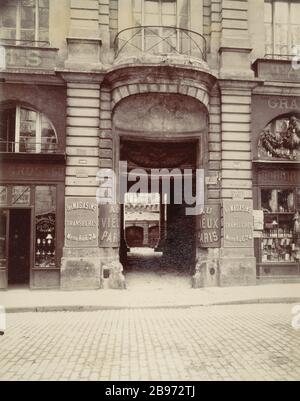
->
[197, 204, 221, 248]
[99, 205, 120, 247]
[223, 200, 254, 248]
[65, 197, 98, 248]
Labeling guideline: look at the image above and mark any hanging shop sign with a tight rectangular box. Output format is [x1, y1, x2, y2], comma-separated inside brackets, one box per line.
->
[99, 204, 120, 247]
[197, 204, 221, 248]
[223, 200, 254, 248]
[65, 198, 98, 248]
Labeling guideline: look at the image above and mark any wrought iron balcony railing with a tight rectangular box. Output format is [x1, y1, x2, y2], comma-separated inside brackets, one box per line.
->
[114, 26, 207, 62]
[0, 141, 59, 154]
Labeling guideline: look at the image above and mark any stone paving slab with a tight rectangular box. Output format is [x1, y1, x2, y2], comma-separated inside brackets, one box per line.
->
[0, 304, 299, 381]
[0, 283, 300, 312]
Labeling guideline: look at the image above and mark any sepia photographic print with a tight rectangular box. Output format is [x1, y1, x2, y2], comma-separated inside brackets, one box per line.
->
[0, 0, 300, 386]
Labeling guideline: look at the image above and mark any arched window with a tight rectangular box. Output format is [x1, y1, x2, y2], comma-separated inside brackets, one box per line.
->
[258, 114, 300, 160]
[0, 104, 57, 153]
[0, 0, 49, 46]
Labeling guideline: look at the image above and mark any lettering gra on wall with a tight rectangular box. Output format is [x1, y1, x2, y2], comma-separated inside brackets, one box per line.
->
[65, 198, 98, 248]
[267, 98, 300, 110]
[197, 204, 221, 248]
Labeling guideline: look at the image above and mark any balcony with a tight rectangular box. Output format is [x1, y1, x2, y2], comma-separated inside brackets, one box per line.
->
[0, 39, 58, 72]
[114, 26, 207, 68]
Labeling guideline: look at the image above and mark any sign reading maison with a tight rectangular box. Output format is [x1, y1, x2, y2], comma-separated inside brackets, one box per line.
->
[223, 200, 254, 248]
[65, 198, 98, 248]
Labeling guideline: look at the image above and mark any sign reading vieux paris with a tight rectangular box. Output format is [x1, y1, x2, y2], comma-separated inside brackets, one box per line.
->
[99, 205, 120, 247]
[65, 198, 98, 248]
[223, 200, 254, 248]
[197, 204, 221, 248]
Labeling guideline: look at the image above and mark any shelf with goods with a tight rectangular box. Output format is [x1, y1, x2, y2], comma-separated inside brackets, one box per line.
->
[260, 188, 300, 264]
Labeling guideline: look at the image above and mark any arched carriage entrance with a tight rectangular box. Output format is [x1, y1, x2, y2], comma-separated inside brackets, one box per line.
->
[113, 92, 208, 283]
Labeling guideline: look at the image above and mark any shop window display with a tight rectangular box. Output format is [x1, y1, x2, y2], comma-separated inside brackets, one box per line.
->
[35, 186, 56, 268]
[261, 188, 300, 264]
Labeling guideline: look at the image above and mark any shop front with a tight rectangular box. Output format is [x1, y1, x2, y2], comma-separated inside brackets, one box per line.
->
[0, 162, 65, 289]
[0, 82, 66, 290]
[252, 94, 300, 281]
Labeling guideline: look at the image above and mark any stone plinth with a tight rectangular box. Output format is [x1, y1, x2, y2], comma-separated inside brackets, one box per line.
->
[219, 248, 256, 287]
[61, 248, 101, 290]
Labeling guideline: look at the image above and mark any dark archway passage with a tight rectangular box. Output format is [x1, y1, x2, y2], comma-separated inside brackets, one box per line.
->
[120, 139, 197, 286]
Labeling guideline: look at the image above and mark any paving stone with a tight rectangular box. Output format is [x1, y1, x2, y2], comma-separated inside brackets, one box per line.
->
[0, 304, 299, 381]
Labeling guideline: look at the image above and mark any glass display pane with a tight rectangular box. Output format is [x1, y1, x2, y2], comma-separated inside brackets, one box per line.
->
[39, 0, 49, 8]
[20, 29, 35, 41]
[178, 0, 189, 17]
[21, 1, 35, 29]
[261, 213, 297, 263]
[41, 114, 57, 153]
[162, 14, 176, 27]
[0, 107, 15, 152]
[19, 108, 37, 153]
[162, 0, 176, 15]
[0, 210, 7, 268]
[264, 2, 272, 24]
[39, 5, 49, 30]
[12, 186, 31, 205]
[1, 5, 17, 28]
[133, 0, 142, 13]
[0, 187, 8, 206]
[145, 0, 159, 14]
[274, 2, 289, 24]
[145, 13, 160, 25]
[133, 12, 142, 25]
[38, 28, 48, 42]
[261, 189, 295, 213]
[291, 3, 300, 24]
[35, 186, 56, 268]
[178, 14, 189, 29]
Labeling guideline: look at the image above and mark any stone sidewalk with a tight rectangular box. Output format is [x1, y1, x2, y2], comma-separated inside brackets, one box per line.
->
[0, 283, 300, 313]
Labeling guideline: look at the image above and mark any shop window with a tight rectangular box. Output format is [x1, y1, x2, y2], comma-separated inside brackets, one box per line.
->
[264, 0, 300, 56]
[35, 185, 56, 268]
[0, 0, 49, 45]
[261, 188, 300, 263]
[0, 105, 57, 153]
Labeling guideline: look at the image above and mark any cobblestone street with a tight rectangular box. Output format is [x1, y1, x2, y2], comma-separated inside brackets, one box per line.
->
[0, 304, 299, 381]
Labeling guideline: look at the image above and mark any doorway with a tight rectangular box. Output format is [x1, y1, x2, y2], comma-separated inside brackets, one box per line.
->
[120, 139, 197, 288]
[8, 209, 31, 286]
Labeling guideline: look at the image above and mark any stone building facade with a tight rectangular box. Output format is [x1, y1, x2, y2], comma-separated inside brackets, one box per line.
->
[0, 0, 300, 290]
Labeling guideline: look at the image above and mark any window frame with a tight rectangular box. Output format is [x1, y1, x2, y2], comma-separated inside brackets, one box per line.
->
[264, 0, 300, 56]
[0, 105, 58, 154]
[133, 0, 191, 53]
[0, 0, 49, 45]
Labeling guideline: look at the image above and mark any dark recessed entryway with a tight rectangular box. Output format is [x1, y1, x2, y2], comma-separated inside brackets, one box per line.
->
[8, 209, 31, 286]
[120, 139, 197, 283]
